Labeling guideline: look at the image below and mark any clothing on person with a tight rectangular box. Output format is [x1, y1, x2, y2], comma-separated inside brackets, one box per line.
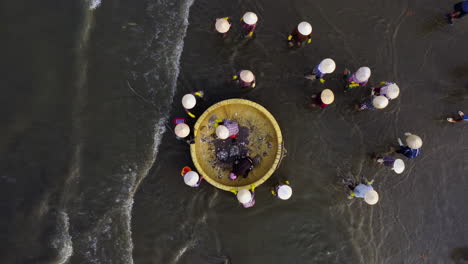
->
[288, 28, 311, 47]
[242, 192, 256, 208]
[215, 119, 239, 138]
[173, 118, 195, 144]
[181, 167, 202, 187]
[223, 119, 239, 137]
[242, 22, 257, 37]
[310, 94, 329, 109]
[312, 65, 326, 79]
[377, 156, 396, 167]
[372, 82, 398, 99]
[344, 70, 368, 91]
[447, 2, 468, 24]
[230, 157, 254, 179]
[315, 95, 328, 108]
[183, 91, 204, 118]
[454, 1, 468, 18]
[396, 146, 421, 159]
[271, 181, 292, 200]
[448, 111, 467, 122]
[358, 98, 376, 110]
[233, 70, 256, 88]
[351, 183, 374, 198]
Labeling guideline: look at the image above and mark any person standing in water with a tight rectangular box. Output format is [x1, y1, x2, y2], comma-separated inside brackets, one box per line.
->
[271, 181, 293, 200]
[215, 17, 231, 36]
[241, 12, 258, 37]
[357, 95, 389, 111]
[215, 119, 239, 140]
[231, 185, 256, 208]
[446, 1, 468, 24]
[396, 132, 422, 159]
[310, 89, 335, 109]
[287, 21, 312, 47]
[181, 91, 204, 119]
[371, 82, 400, 100]
[305, 58, 336, 83]
[447, 111, 467, 123]
[347, 179, 379, 205]
[233, 70, 256, 88]
[344, 66, 371, 91]
[373, 156, 405, 174]
[181, 167, 203, 187]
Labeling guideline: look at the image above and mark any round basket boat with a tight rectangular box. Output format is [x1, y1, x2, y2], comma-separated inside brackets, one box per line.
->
[190, 99, 284, 191]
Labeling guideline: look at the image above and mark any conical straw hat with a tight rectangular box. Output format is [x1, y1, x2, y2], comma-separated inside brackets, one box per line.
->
[182, 94, 196, 109]
[355, 67, 371, 82]
[320, 89, 334, 104]
[240, 70, 254, 82]
[243, 12, 258, 25]
[372, 95, 389, 109]
[174, 123, 190, 138]
[215, 18, 230, 33]
[184, 171, 199, 186]
[237, 189, 252, 203]
[216, 125, 229, 139]
[364, 190, 379, 205]
[393, 159, 405, 174]
[297, 21, 312, 35]
[386, 83, 400, 99]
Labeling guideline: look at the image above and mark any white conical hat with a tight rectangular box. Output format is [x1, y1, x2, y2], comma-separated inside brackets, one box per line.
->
[318, 58, 336, 74]
[406, 134, 422, 149]
[320, 89, 335, 104]
[393, 159, 405, 174]
[355, 67, 371, 82]
[386, 83, 400, 99]
[216, 125, 229, 139]
[372, 96, 389, 109]
[243, 12, 258, 25]
[277, 185, 292, 200]
[240, 70, 254, 82]
[215, 18, 231, 33]
[183, 171, 199, 186]
[182, 94, 196, 109]
[297, 21, 312, 35]
[364, 190, 379, 205]
[237, 189, 252, 203]
[174, 123, 190, 138]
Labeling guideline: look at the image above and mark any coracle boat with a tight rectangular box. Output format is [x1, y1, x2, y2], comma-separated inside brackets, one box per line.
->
[190, 99, 284, 191]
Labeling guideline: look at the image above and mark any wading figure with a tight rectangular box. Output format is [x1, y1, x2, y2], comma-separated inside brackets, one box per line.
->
[231, 186, 256, 208]
[344, 66, 371, 91]
[241, 12, 258, 37]
[271, 181, 293, 200]
[305, 58, 336, 83]
[310, 89, 334, 109]
[215, 17, 231, 36]
[287, 21, 312, 47]
[447, 111, 467, 123]
[396, 132, 422, 159]
[446, 1, 468, 24]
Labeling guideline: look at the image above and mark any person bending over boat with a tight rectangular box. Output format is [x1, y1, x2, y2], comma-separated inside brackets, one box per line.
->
[229, 156, 254, 180]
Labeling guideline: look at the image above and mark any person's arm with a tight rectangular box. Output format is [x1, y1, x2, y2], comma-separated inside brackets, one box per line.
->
[185, 108, 196, 118]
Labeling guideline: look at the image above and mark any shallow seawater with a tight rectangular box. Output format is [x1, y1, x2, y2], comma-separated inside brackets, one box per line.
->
[0, 0, 467, 263]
